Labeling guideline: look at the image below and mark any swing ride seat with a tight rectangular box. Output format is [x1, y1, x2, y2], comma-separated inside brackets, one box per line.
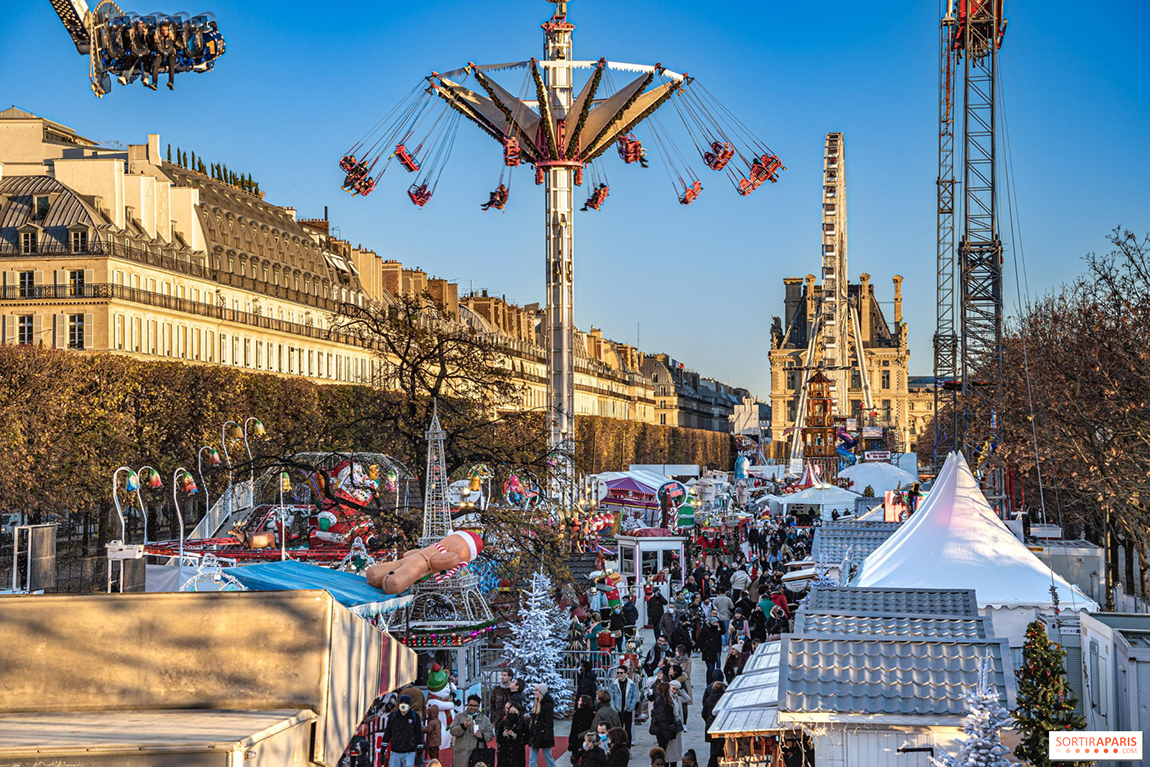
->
[737, 176, 761, 196]
[503, 137, 521, 167]
[535, 166, 545, 185]
[408, 183, 432, 207]
[339, 154, 359, 173]
[482, 185, 509, 211]
[750, 153, 784, 183]
[703, 141, 735, 171]
[574, 167, 584, 186]
[583, 185, 610, 211]
[617, 135, 644, 164]
[395, 144, 420, 173]
[678, 180, 703, 205]
[354, 176, 377, 196]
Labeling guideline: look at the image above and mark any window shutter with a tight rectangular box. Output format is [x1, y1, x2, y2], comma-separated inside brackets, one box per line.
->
[54, 314, 64, 348]
[4, 271, 14, 294]
[55, 269, 65, 287]
[84, 269, 95, 292]
[2, 316, 11, 345]
[32, 314, 42, 345]
[35, 270, 44, 292]
[84, 312, 94, 349]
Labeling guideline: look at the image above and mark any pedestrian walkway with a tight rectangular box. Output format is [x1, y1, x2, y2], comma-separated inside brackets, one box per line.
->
[554, 628, 712, 767]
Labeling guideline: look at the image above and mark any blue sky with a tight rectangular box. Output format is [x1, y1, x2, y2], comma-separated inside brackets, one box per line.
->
[3, 0, 1148, 398]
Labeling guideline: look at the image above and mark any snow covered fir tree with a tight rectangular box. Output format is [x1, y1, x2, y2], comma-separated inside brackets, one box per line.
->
[931, 651, 1012, 767]
[501, 569, 572, 716]
[1013, 620, 1087, 767]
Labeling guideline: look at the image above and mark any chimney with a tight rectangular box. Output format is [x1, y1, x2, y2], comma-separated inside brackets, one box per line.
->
[324, 205, 328, 221]
[147, 134, 160, 163]
[858, 272, 872, 341]
[893, 274, 904, 325]
[285, 207, 297, 222]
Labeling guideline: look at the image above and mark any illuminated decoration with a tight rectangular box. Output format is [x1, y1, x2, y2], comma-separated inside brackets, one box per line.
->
[252, 418, 267, 437]
[400, 624, 497, 648]
[228, 423, 244, 440]
[208, 448, 222, 466]
[142, 467, 164, 489]
[125, 469, 140, 493]
[179, 470, 198, 494]
[337, 536, 377, 574]
[280, 471, 292, 493]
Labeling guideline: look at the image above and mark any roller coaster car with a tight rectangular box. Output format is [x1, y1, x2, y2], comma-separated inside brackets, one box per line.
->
[86, 10, 226, 96]
[678, 180, 702, 205]
[703, 141, 735, 171]
[408, 183, 432, 207]
[503, 137, 521, 167]
[395, 144, 420, 173]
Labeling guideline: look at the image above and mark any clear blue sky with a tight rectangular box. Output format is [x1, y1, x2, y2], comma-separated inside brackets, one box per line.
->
[3, 0, 1148, 399]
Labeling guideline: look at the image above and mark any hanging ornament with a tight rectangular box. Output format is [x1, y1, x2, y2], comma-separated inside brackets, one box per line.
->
[280, 471, 292, 493]
[208, 448, 223, 466]
[125, 470, 140, 493]
[252, 419, 267, 436]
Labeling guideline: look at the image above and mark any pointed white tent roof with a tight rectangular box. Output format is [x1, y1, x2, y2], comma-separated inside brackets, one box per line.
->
[839, 461, 918, 495]
[779, 484, 860, 520]
[856, 453, 1098, 610]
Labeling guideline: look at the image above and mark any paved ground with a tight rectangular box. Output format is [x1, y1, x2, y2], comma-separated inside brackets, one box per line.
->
[554, 628, 712, 767]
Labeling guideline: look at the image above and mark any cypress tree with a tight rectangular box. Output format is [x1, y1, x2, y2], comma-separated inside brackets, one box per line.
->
[197, 158, 206, 174]
[166, 144, 172, 163]
[1013, 620, 1086, 767]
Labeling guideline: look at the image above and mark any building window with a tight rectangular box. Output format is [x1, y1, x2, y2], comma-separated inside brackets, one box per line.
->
[659, 414, 666, 425]
[33, 196, 49, 220]
[70, 230, 88, 253]
[881, 399, 892, 422]
[20, 231, 37, 254]
[67, 314, 84, 349]
[881, 370, 891, 389]
[18, 271, 34, 298]
[17, 315, 33, 345]
[69, 270, 84, 297]
[786, 371, 797, 390]
[850, 370, 861, 390]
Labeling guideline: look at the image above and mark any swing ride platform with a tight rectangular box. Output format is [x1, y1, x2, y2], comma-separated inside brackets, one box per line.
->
[0, 589, 417, 767]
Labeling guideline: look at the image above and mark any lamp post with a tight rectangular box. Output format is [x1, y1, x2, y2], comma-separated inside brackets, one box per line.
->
[241, 417, 266, 491]
[197, 445, 223, 521]
[171, 468, 198, 564]
[135, 465, 162, 545]
[278, 469, 291, 562]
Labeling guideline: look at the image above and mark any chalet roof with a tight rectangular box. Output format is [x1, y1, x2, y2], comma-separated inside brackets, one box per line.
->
[801, 585, 980, 617]
[792, 611, 990, 640]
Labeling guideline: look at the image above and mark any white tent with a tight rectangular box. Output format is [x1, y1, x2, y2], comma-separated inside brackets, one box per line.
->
[839, 461, 918, 495]
[778, 484, 860, 520]
[856, 453, 1097, 640]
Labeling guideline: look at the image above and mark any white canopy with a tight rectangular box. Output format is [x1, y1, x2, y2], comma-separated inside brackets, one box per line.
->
[778, 484, 860, 520]
[839, 461, 918, 495]
[856, 453, 1098, 610]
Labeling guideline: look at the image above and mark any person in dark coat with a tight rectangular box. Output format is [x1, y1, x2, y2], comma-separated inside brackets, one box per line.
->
[647, 683, 678, 752]
[382, 694, 424, 767]
[605, 727, 631, 767]
[670, 617, 692, 655]
[658, 606, 678, 643]
[647, 590, 668, 635]
[591, 689, 622, 733]
[527, 684, 557, 767]
[576, 732, 608, 767]
[576, 661, 598, 705]
[490, 669, 513, 731]
[569, 695, 595, 757]
[701, 680, 725, 738]
[698, 618, 723, 680]
[622, 597, 639, 629]
[497, 701, 529, 767]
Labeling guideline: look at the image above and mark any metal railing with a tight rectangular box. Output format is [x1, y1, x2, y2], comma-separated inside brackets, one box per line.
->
[477, 646, 621, 717]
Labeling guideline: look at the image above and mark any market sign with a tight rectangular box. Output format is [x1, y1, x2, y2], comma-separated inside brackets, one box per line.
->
[862, 426, 884, 438]
[865, 450, 891, 461]
[658, 481, 688, 508]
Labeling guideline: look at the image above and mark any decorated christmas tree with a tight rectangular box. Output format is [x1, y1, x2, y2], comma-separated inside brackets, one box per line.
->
[931, 651, 1013, 767]
[502, 569, 573, 716]
[1013, 619, 1087, 767]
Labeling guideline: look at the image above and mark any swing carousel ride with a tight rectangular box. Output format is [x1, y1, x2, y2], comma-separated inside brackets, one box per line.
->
[339, 0, 785, 511]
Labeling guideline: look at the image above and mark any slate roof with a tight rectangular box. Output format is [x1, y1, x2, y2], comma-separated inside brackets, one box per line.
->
[0, 175, 114, 252]
[811, 522, 900, 564]
[802, 585, 979, 618]
[778, 634, 1014, 718]
[792, 611, 990, 640]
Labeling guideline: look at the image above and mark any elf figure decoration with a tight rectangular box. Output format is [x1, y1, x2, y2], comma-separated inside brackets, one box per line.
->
[425, 663, 459, 746]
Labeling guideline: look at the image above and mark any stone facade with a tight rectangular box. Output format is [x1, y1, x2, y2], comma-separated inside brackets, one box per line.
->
[0, 107, 739, 433]
[769, 272, 911, 458]
[641, 353, 745, 432]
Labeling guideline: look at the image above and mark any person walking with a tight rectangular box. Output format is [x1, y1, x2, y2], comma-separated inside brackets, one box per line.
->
[647, 682, 678, 757]
[497, 702, 529, 767]
[664, 680, 690, 767]
[698, 618, 723, 680]
[527, 683, 557, 767]
[647, 589, 667, 637]
[671, 646, 693, 725]
[591, 689, 621, 733]
[576, 660, 598, 706]
[449, 695, 495, 767]
[608, 665, 639, 740]
[423, 703, 442, 762]
[382, 694, 424, 767]
[657, 605, 677, 644]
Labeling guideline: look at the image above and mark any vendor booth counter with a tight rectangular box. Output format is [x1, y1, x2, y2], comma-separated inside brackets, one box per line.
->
[0, 590, 417, 766]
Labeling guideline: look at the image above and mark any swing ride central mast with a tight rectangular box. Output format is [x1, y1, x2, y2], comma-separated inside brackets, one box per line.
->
[542, 2, 577, 507]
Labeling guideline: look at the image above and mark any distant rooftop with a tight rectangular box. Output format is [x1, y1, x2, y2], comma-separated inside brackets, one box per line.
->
[802, 585, 980, 618]
[793, 612, 990, 640]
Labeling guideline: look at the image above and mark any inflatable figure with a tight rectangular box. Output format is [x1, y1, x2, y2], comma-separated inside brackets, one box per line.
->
[365, 531, 483, 594]
[425, 663, 459, 746]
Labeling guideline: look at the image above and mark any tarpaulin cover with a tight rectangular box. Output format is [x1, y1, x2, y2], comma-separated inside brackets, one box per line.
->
[856, 453, 1098, 610]
[230, 559, 413, 616]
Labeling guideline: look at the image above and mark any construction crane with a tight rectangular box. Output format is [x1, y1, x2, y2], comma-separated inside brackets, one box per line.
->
[933, 0, 1007, 502]
[48, 0, 225, 97]
[788, 133, 877, 471]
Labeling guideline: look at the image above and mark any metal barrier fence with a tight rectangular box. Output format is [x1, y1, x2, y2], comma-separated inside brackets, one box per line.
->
[477, 647, 622, 717]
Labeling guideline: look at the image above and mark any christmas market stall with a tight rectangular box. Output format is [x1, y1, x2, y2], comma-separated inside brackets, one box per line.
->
[598, 472, 667, 530]
[617, 532, 687, 627]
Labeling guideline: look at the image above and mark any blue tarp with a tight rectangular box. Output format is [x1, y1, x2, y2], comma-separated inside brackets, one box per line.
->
[229, 559, 412, 616]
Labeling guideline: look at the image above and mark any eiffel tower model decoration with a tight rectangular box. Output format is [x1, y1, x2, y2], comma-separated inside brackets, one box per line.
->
[389, 401, 494, 642]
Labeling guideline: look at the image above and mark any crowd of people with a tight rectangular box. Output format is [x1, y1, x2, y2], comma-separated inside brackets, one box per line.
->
[344, 515, 815, 767]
